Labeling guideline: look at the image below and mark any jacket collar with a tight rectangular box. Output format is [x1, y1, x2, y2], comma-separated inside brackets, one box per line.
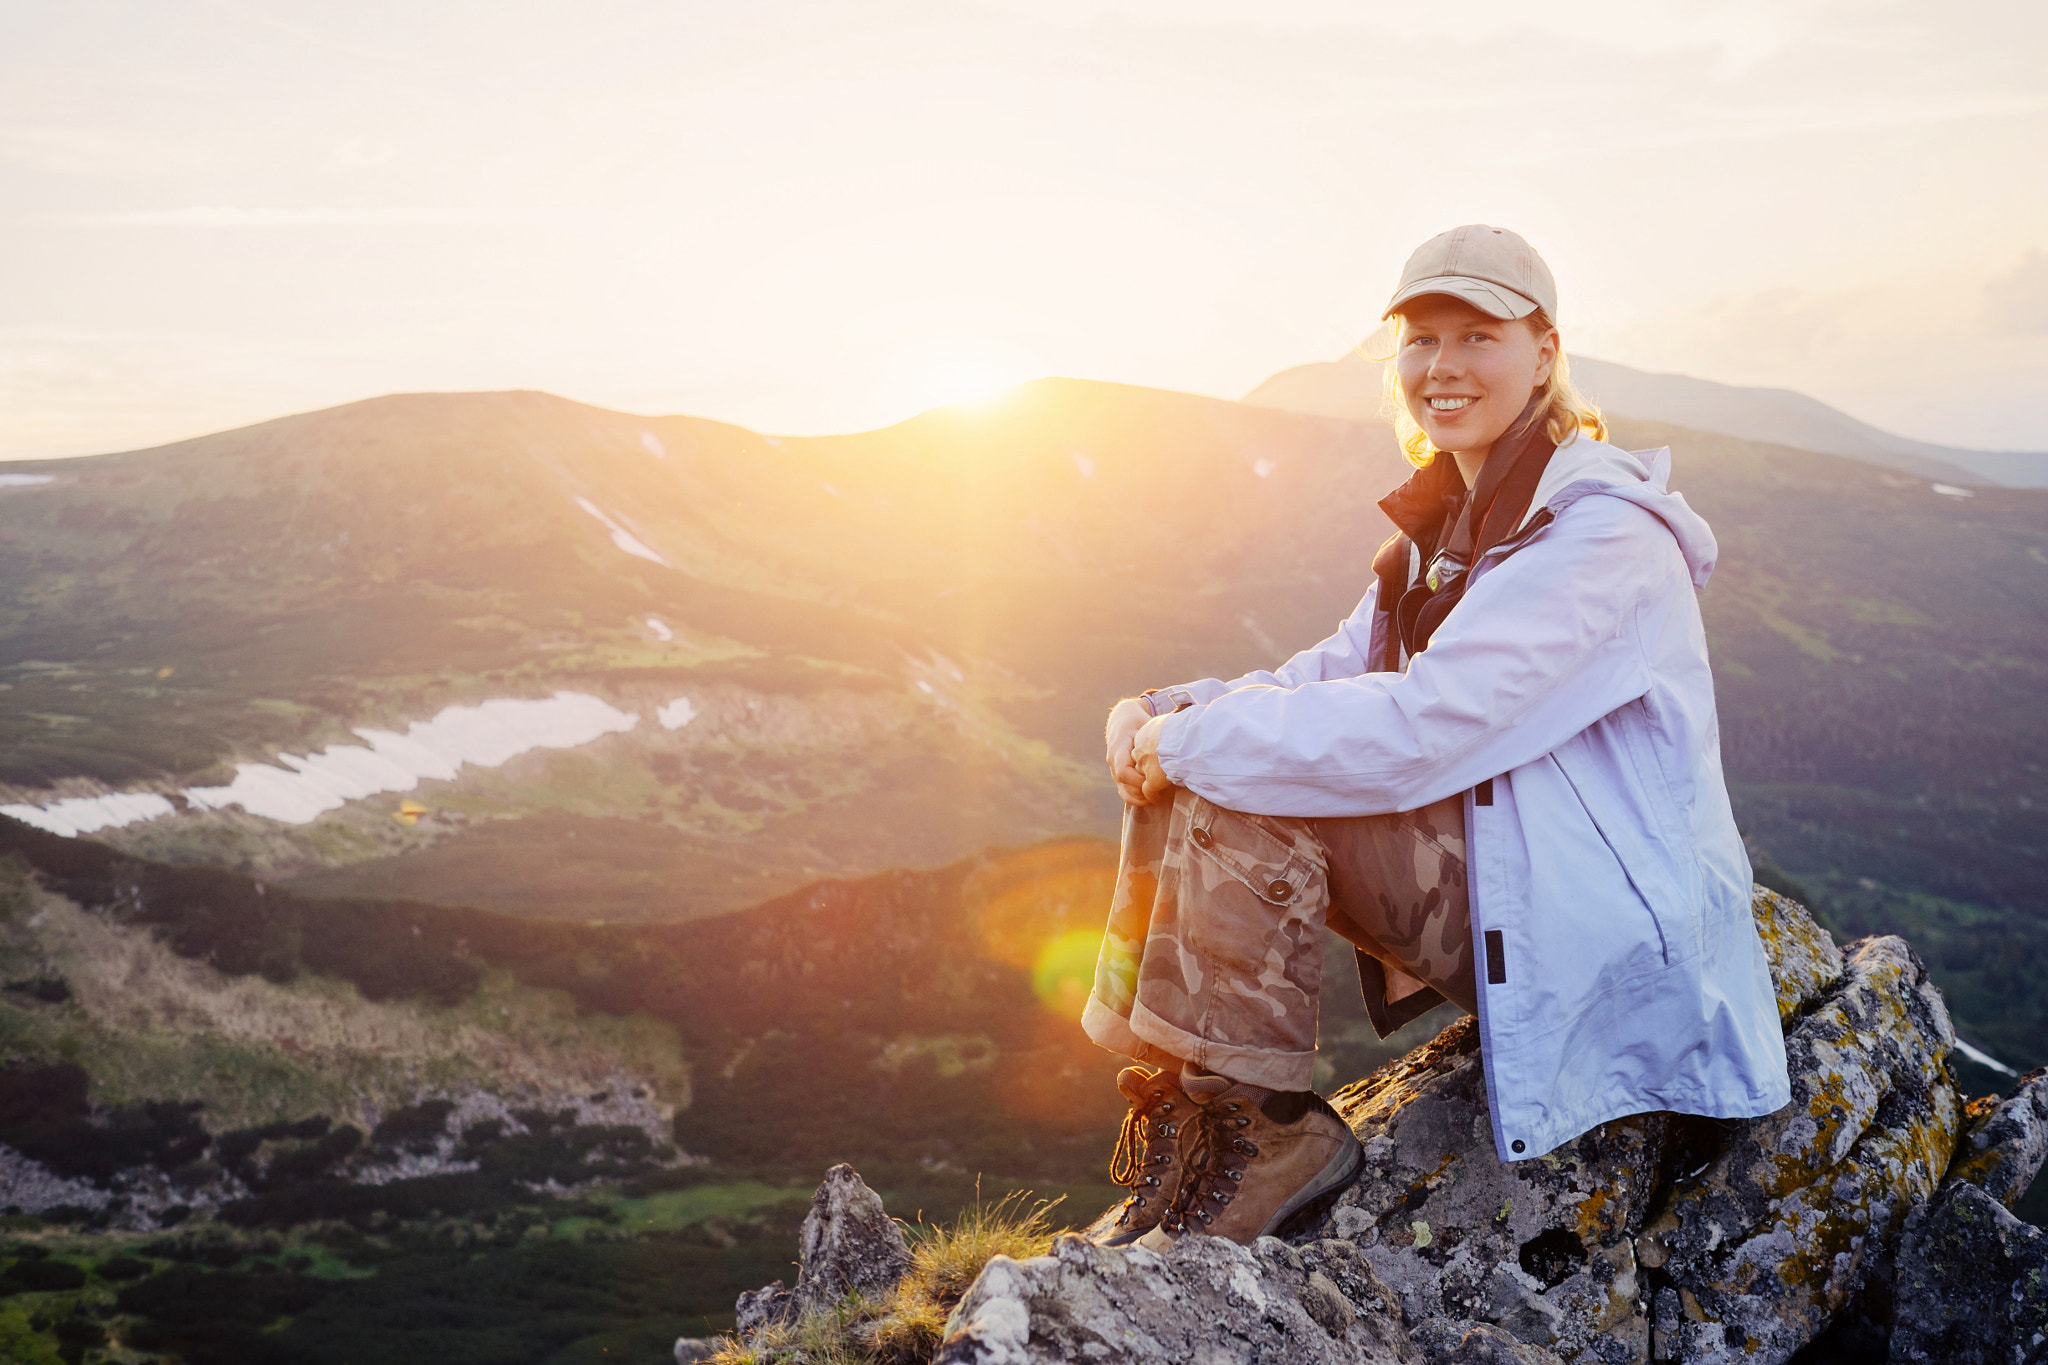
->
[1376, 450, 1464, 551]
[1376, 396, 1553, 551]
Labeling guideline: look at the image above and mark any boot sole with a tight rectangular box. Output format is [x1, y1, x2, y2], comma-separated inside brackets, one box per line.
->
[1258, 1124, 1364, 1240]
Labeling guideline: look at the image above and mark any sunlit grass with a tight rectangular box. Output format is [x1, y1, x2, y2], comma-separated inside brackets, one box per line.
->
[706, 1189, 1066, 1365]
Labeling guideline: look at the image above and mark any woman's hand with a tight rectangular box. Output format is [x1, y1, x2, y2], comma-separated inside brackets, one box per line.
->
[1105, 697, 1153, 805]
[1131, 713, 1173, 805]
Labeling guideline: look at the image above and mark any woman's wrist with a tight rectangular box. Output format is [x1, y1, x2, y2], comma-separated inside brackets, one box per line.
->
[1139, 687, 1199, 717]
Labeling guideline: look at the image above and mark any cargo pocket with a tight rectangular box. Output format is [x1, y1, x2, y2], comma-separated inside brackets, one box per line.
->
[1181, 800, 1319, 975]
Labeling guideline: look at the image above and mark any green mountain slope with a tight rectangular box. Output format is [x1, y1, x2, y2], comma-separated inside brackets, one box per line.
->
[0, 385, 2042, 1069]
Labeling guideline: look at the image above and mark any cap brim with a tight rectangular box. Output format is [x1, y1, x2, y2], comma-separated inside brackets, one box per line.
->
[1383, 275, 1540, 321]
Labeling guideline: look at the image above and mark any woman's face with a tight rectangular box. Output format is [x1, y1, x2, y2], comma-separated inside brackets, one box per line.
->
[1395, 295, 1557, 460]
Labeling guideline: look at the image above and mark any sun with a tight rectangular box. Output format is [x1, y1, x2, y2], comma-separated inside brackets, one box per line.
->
[923, 355, 1029, 408]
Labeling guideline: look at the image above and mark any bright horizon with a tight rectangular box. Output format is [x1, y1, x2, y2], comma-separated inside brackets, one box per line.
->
[3, 1, 2046, 459]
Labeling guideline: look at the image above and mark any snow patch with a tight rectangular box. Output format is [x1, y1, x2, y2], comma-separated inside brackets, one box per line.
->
[1954, 1037, 2018, 1077]
[0, 473, 55, 488]
[639, 430, 666, 459]
[645, 616, 673, 642]
[656, 697, 697, 730]
[573, 496, 672, 567]
[1931, 483, 1974, 499]
[1, 791, 176, 838]
[185, 691, 639, 825]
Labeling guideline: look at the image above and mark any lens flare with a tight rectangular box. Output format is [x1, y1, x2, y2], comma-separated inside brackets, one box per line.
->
[1032, 928, 1103, 1017]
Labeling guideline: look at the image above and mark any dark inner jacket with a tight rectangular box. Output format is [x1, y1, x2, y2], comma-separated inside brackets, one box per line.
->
[1350, 402, 1557, 1034]
[1373, 400, 1559, 673]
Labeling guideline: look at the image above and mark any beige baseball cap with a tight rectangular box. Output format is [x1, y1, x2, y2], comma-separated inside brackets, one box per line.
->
[1383, 224, 1557, 322]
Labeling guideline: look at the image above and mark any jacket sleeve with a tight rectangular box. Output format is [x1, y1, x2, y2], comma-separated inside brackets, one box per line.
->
[1145, 581, 1385, 710]
[1154, 495, 1668, 817]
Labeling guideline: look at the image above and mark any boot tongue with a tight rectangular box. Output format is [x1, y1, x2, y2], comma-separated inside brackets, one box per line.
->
[1178, 1066, 1235, 1104]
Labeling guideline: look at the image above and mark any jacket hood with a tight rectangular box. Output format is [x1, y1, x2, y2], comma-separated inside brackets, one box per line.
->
[1531, 432, 1720, 587]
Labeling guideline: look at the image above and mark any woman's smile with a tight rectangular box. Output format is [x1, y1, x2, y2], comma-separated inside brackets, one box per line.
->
[1395, 294, 1556, 471]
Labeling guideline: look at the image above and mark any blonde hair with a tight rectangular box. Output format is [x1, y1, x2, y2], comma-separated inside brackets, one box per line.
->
[1364, 308, 1606, 468]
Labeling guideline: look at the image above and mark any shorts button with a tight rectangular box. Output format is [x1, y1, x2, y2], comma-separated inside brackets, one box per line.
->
[1511, 1140, 1526, 1154]
[1191, 827, 1214, 849]
[1268, 880, 1293, 901]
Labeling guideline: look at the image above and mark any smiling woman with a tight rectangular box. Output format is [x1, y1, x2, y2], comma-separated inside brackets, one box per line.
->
[1081, 224, 1790, 1253]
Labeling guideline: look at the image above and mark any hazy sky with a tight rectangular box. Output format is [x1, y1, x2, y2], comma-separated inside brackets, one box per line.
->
[3, 0, 2045, 457]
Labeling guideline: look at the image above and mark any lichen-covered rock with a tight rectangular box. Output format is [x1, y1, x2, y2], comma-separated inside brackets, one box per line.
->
[735, 1280, 795, 1338]
[1637, 935, 1960, 1364]
[672, 1337, 721, 1363]
[1945, 1068, 2048, 1210]
[769, 891, 1974, 1364]
[1410, 1320, 1569, 1364]
[792, 1162, 912, 1316]
[1322, 1018, 1667, 1365]
[1887, 1180, 2047, 1364]
[729, 1163, 912, 1341]
[934, 1232, 1416, 1364]
[1747, 887, 1843, 1026]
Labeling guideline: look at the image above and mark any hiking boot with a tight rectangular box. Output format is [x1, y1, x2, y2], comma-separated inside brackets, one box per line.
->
[1136, 1082, 1361, 1249]
[1082, 1067, 1201, 1246]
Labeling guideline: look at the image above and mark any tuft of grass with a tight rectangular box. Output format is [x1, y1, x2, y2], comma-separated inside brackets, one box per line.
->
[706, 1189, 1066, 1365]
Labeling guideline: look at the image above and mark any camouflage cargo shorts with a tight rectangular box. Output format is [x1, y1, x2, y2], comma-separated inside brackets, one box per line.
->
[1080, 787, 1474, 1093]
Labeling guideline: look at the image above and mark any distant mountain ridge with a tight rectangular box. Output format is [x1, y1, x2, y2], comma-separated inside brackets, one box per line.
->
[0, 380, 2042, 1068]
[1243, 351, 2048, 488]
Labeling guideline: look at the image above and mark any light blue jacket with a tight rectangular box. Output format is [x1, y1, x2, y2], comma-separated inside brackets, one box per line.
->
[1151, 432, 1791, 1160]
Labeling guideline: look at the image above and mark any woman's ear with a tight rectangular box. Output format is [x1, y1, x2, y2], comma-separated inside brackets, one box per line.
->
[1531, 325, 1560, 389]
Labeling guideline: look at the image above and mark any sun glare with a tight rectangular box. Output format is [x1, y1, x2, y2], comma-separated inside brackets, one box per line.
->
[923, 356, 1029, 408]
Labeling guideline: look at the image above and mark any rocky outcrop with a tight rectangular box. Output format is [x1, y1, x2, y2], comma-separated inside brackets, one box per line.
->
[1318, 1019, 1666, 1364]
[1746, 887, 1845, 1026]
[1943, 1068, 2048, 1210]
[1881, 1067, 2048, 1364]
[728, 1162, 915, 1345]
[1636, 934, 1959, 1363]
[938, 1233, 1418, 1364]
[730, 888, 2045, 1364]
[1887, 1181, 2046, 1364]
[796, 1163, 914, 1314]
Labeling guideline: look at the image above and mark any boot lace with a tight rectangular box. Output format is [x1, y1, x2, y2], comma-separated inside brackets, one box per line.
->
[1106, 1084, 1185, 1221]
[1159, 1098, 1259, 1232]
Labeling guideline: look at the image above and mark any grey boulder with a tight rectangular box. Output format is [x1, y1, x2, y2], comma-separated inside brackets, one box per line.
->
[936, 1231, 1417, 1364]
[1637, 934, 1961, 1364]
[732, 1162, 913, 1343]
[1945, 1068, 2048, 1210]
[1887, 1180, 2047, 1365]
[793, 1161, 913, 1315]
[1322, 1019, 1666, 1365]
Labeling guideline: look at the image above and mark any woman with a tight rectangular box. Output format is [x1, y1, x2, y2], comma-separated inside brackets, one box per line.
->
[1083, 225, 1790, 1252]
